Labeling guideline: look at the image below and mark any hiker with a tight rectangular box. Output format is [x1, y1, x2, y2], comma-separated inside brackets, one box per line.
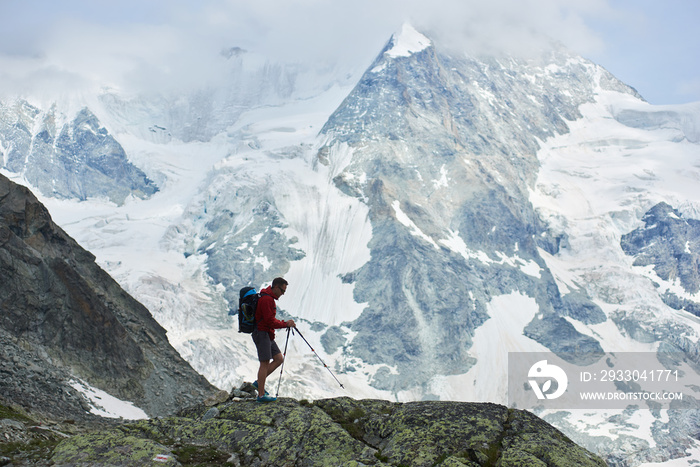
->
[252, 277, 296, 402]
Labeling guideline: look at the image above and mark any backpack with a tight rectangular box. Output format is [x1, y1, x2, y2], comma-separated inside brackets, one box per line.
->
[237, 287, 260, 334]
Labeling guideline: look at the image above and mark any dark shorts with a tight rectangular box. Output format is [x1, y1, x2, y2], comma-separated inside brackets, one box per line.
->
[252, 329, 281, 362]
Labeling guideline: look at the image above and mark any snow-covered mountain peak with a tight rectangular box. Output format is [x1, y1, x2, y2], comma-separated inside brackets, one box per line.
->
[385, 23, 431, 58]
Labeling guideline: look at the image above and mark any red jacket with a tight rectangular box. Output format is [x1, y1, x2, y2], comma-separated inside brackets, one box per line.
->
[255, 286, 288, 339]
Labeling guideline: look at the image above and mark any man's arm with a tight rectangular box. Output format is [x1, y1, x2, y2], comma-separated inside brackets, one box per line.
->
[257, 295, 290, 329]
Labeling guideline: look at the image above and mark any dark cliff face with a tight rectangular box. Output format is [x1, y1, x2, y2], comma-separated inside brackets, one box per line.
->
[0, 173, 215, 420]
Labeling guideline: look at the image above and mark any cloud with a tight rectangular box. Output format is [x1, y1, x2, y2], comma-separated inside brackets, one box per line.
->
[0, 0, 616, 99]
[403, 0, 611, 58]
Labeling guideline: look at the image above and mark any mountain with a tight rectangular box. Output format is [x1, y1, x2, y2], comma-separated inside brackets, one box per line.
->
[0, 101, 157, 204]
[2, 23, 700, 466]
[0, 173, 216, 421]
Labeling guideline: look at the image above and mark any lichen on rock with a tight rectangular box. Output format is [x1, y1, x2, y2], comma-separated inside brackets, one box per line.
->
[47, 392, 606, 466]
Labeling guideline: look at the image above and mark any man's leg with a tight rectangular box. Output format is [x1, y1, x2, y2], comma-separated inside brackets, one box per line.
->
[257, 360, 270, 396]
[257, 351, 283, 396]
[268, 352, 284, 375]
[253, 330, 273, 398]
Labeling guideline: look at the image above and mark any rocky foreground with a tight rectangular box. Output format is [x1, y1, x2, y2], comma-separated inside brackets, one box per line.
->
[1, 383, 606, 466]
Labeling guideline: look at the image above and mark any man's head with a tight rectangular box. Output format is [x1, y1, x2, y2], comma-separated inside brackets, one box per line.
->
[271, 277, 288, 299]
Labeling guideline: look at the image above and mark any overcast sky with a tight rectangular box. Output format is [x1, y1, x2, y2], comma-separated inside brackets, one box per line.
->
[0, 0, 698, 105]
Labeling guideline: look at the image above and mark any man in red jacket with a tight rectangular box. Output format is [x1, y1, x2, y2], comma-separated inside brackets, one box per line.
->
[252, 277, 296, 402]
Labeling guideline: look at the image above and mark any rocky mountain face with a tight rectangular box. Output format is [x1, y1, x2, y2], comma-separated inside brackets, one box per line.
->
[314, 36, 638, 387]
[0, 173, 216, 422]
[0, 101, 157, 204]
[622, 202, 700, 315]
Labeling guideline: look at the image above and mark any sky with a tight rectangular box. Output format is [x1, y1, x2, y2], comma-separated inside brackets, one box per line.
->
[0, 0, 698, 105]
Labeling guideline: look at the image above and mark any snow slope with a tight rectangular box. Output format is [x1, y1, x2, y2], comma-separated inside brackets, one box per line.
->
[531, 89, 700, 343]
[529, 88, 700, 466]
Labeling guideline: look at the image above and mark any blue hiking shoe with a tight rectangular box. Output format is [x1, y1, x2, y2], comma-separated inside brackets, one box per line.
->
[256, 395, 277, 403]
[252, 381, 269, 396]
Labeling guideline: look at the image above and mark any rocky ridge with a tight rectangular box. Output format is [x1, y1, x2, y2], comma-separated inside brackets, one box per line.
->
[35, 384, 605, 466]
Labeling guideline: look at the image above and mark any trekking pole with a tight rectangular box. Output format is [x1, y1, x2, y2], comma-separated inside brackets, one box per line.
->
[293, 327, 345, 389]
[276, 327, 292, 398]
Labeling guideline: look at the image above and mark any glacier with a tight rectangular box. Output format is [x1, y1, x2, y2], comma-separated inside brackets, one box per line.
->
[2, 23, 700, 466]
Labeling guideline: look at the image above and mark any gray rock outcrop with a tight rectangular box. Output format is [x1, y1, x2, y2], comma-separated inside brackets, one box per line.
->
[0, 173, 216, 421]
[49, 394, 607, 466]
